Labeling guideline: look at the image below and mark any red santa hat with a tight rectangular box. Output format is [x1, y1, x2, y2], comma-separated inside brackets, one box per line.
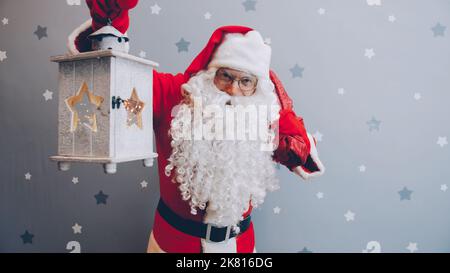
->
[207, 30, 271, 80]
[183, 26, 325, 179]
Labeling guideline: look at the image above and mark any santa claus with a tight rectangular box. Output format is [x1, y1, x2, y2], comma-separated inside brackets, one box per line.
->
[69, 0, 325, 253]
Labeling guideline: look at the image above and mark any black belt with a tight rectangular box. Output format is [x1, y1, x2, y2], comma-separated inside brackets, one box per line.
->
[157, 199, 251, 243]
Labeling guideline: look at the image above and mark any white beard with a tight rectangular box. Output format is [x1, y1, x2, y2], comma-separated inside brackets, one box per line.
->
[165, 67, 281, 232]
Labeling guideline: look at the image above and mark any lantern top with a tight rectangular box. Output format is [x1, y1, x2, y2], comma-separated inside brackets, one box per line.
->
[50, 49, 159, 68]
[89, 25, 129, 41]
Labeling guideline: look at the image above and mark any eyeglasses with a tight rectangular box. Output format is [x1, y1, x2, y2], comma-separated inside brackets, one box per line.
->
[214, 67, 258, 96]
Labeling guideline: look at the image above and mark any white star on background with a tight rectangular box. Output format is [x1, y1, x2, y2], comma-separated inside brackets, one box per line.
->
[43, 89, 53, 101]
[0, 50, 7, 62]
[316, 192, 324, 199]
[139, 50, 147, 58]
[204, 12, 212, 20]
[406, 242, 418, 253]
[388, 15, 396, 22]
[151, 3, 162, 15]
[273, 206, 281, 214]
[313, 131, 323, 142]
[344, 210, 355, 222]
[414, 92, 421, 100]
[2, 17, 8, 25]
[437, 136, 448, 147]
[338, 88, 345, 95]
[366, 0, 382, 6]
[72, 223, 82, 234]
[441, 184, 448, 192]
[140, 180, 148, 188]
[359, 165, 366, 172]
[24, 172, 32, 180]
[66, 0, 81, 6]
[365, 48, 376, 59]
[317, 8, 326, 15]
[72, 177, 79, 184]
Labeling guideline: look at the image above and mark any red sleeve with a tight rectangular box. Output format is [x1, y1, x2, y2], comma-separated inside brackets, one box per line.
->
[272, 109, 311, 171]
[85, 0, 138, 33]
[116, 0, 139, 9]
[152, 70, 187, 129]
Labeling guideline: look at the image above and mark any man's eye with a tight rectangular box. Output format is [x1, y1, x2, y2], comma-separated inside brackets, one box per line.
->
[241, 79, 251, 85]
[222, 73, 233, 81]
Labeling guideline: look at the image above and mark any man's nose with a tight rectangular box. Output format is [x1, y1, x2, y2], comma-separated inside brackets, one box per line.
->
[225, 81, 241, 96]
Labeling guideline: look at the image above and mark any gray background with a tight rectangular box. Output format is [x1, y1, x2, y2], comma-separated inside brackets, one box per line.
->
[1, 0, 449, 253]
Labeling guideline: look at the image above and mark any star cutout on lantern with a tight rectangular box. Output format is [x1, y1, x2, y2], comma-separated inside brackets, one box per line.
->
[123, 88, 145, 129]
[65, 82, 104, 132]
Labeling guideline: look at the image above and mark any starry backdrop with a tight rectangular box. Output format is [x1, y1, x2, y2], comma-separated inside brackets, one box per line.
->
[0, 0, 449, 253]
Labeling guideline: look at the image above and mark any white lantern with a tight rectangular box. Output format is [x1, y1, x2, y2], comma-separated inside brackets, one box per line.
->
[49, 50, 159, 174]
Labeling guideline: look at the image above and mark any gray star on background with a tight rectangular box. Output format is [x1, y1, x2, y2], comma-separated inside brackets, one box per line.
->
[298, 247, 313, 253]
[94, 190, 109, 205]
[20, 230, 34, 244]
[34, 25, 47, 40]
[398, 187, 413, 201]
[431, 23, 446, 37]
[290, 64, 304, 78]
[366, 117, 381, 132]
[175, 38, 190, 53]
[242, 0, 257, 12]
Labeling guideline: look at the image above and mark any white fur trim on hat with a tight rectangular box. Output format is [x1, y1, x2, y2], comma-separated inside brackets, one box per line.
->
[207, 30, 271, 80]
[67, 19, 92, 55]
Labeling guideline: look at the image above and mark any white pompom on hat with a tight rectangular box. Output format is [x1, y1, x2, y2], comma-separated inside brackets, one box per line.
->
[207, 30, 271, 80]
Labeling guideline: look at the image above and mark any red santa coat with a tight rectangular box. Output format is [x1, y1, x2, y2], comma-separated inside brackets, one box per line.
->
[151, 26, 324, 253]
[68, 1, 325, 254]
